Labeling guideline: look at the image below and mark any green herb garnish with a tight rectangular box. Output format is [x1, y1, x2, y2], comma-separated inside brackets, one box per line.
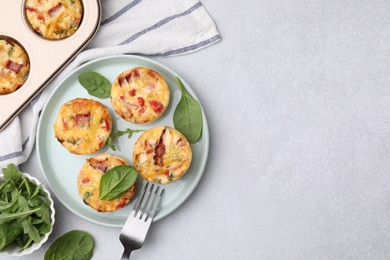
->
[173, 77, 203, 143]
[78, 71, 111, 98]
[99, 165, 137, 201]
[44, 230, 94, 260]
[0, 163, 51, 252]
[107, 128, 144, 151]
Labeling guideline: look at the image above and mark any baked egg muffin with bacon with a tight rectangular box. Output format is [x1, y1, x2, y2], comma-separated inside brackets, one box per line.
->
[54, 98, 112, 154]
[132, 126, 192, 184]
[25, 0, 83, 40]
[78, 154, 136, 212]
[0, 38, 29, 94]
[111, 67, 170, 124]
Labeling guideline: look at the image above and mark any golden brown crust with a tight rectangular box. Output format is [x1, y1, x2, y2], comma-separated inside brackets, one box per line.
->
[132, 126, 192, 184]
[25, 0, 83, 40]
[78, 154, 136, 212]
[0, 39, 29, 94]
[54, 98, 112, 155]
[111, 67, 170, 124]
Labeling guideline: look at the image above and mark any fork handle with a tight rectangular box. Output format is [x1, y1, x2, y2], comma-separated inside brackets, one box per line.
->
[121, 248, 132, 260]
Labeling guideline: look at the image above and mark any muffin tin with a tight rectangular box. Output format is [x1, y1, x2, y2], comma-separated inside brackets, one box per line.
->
[0, 0, 101, 131]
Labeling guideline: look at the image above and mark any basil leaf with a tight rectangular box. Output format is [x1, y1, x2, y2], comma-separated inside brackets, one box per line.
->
[44, 230, 94, 260]
[78, 71, 111, 98]
[99, 165, 137, 201]
[173, 77, 203, 143]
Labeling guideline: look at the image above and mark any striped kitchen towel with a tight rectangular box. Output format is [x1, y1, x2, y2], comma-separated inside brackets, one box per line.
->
[0, 0, 220, 168]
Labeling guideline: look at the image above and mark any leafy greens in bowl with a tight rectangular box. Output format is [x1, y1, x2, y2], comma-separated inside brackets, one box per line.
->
[0, 164, 55, 256]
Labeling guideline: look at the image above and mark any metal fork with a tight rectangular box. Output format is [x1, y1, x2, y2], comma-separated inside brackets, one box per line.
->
[119, 181, 165, 260]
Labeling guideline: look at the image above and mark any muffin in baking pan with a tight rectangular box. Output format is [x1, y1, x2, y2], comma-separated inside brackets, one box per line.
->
[78, 154, 136, 212]
[111, 67, 170, 124]
[132, 126, 192, 184]
[0, 37, 30, 95]
[25, 0, 83, 40]
[54, 98, 112, 154]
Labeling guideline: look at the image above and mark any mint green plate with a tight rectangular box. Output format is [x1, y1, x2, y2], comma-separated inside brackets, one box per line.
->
[36, 55, 209, 228]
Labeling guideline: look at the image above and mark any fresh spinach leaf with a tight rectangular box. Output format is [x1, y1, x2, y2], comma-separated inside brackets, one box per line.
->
[44, 230, 94, 260]
[0, 208, 41, 224]
[99, 165, 137, 200]
[173, 77, 203, 143]
[78, 71, 111, 98]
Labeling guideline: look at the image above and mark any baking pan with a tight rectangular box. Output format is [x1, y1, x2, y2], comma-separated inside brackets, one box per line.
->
[0, 0, 101, 131]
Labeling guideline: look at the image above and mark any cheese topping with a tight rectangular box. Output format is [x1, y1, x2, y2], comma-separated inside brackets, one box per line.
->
[25, 0, 83, 40]
[0, 39, 29, 94]
[54, 98, 112, 154]
[78, 154, 136, 212]
[132, 126, 192, 184]
[111, 67, 170, 124]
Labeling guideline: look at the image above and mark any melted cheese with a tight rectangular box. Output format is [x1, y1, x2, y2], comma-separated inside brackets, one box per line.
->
[54, 98, 112, 154]
[132, 126, 192, 184]
[0, 39, 29, 94]
[25, 0, 83, 40]
[111, 67, 170, 124]
[78, 154, 136, 212]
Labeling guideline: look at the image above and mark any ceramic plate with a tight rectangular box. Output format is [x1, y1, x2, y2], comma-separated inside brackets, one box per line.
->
[36, 55, 209, 228]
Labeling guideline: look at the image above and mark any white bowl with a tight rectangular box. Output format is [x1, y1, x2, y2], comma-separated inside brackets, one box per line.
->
[0, 172, 56, 256]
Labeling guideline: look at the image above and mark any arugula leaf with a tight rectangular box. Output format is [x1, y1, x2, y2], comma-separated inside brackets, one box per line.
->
[99, 165, 137, 200]
[78, 71, 111, 98]
[0, 163, 52, 251]
[106, 136, 116, 151]
[44, 230, 94, 260]
[113, 128, 144, 139]
[107, 128, 144, 151]
[173, 77, 203, 143]
[2, 164, 22, 182]
[22, 217, 41, 243]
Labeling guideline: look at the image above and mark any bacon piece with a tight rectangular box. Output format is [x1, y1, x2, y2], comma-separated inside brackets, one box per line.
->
[48, 3, 63, 17]
[120, 96, 138, 109]
[82, 178, 90, 184]
[75, 113, 90, 127]
[138, 106, 145, 114]
[116, 202, 126, 210]
[149, 100, 164, 114]
[37, 13, 45, 21]
[26, 6, 37, 12]
[124, 69, 140, 83]
[137, 97, 145, 106]
[101, 117, 110, 131]
[153, 128, 166, 166]
[129, 89, 136, 97]
[89, 158, 108, 173]
[118, 77, 125, 86]
[145, 83, 156, 92]
[144, 140, 154, 154]
[5, 60, 22, 74]
[147, 70, 157, 79]
[176, 138, 182, 145]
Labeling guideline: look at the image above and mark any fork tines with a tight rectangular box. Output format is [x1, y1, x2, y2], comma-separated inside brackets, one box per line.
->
[132, 181, 164, 222]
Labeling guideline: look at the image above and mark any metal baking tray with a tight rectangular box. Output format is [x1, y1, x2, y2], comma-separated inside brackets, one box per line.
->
[0, 0, 101, 131]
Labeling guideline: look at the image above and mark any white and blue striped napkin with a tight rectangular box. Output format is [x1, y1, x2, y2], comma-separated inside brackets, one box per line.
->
[0, 0, 220, 168]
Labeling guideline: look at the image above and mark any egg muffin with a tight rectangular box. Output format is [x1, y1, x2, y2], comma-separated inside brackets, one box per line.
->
[0, 38, 30, 94]
[132, 126, 192, 184]
[54, 98, 112, 154]
[111, 67, 170, 124]
[78, 154, 136, 212]
[25, 0, 83, 40]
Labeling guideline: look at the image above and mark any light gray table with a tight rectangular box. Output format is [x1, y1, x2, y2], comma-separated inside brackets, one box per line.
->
[7, 0, 390, 259]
